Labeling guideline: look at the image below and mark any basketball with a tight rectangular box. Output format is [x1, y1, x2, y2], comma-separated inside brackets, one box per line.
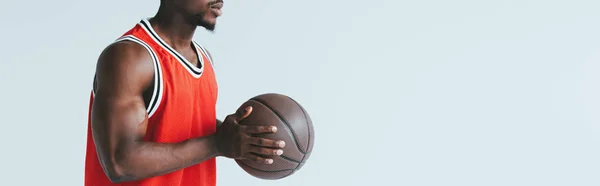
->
[234, 93, 315, 180]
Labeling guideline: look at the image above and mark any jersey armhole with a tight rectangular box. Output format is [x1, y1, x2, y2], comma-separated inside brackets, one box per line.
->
[110, 35, 164, 118]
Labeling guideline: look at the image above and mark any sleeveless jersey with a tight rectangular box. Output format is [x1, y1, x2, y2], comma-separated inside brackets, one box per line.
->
[84, 19, 219, 186]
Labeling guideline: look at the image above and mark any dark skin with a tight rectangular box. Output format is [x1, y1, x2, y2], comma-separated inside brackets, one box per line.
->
[91, 0, 285, 183]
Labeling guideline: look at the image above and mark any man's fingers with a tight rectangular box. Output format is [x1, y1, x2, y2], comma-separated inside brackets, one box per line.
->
[248, 137, 286, 148]
[245, 125, 277, 134]
[247, 146, 284, 156]
[244, 153, 274, 164]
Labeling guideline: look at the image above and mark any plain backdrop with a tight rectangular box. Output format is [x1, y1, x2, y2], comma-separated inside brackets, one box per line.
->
[1, 0, 600, 185]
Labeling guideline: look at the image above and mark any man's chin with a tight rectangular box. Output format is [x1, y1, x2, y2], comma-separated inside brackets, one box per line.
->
[197, 20, 216, 32]
[202, 24, 216, 32]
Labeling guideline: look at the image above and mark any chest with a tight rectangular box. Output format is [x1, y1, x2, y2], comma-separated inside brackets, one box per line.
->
[162, 68, 218, 105]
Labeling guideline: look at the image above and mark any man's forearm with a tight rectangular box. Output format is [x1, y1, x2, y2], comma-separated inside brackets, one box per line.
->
[108, 134, 219, 183]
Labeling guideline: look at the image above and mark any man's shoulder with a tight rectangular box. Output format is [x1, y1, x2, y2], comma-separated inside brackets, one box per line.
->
[100, 40, 154, 66]
[95, 40, 155, 81]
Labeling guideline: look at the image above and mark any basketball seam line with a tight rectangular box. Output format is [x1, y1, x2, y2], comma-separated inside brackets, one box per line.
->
[287, 97, 312, 153]
[249, 98, 307, 155]
[279, 155, 301, 163]
[286, 97, 313, 171]
[238, 161, 295, 173]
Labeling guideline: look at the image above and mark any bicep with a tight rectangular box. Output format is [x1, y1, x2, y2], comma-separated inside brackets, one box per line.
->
[91, 41, 154, 160]
[91, 93, 147, 143]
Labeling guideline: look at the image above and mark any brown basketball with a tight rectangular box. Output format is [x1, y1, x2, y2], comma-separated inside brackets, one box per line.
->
[234, 93, 315, 180]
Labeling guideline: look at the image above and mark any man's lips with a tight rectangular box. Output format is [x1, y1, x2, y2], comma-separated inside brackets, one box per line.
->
[210, 2, 223, 9]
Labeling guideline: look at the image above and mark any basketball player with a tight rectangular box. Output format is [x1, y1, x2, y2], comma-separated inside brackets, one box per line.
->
[84, 0, 286, 185]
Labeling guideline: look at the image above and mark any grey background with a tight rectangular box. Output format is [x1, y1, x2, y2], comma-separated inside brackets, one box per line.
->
[1, 0, 600, 185]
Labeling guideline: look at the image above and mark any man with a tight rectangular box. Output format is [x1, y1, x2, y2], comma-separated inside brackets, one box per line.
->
[84, 0, 286, 185]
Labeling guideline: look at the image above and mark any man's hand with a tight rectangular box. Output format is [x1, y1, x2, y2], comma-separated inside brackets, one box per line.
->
[215, 106, 286, 164]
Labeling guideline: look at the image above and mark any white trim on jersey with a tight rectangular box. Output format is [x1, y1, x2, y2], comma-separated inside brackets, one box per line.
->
[92, 75, 97, 97]
[112, 35, 165, 118]
[138, 18, 205, 79]
[193, 41, 214, 67]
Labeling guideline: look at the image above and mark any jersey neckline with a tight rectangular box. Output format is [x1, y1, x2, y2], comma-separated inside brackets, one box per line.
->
[138, 18, 205, 78]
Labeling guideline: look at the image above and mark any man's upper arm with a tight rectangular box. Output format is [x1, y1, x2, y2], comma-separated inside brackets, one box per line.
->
[91, 41, 155, 170]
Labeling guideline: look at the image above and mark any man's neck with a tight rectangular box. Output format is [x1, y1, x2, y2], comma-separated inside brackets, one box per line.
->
[150, 9, 197, 50]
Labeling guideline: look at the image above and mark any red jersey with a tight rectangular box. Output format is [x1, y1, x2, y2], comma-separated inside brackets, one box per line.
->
[85, 19, 218, 186]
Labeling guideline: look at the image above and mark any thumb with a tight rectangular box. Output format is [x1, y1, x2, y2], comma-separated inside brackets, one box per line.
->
[235, 106, 253, 122]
